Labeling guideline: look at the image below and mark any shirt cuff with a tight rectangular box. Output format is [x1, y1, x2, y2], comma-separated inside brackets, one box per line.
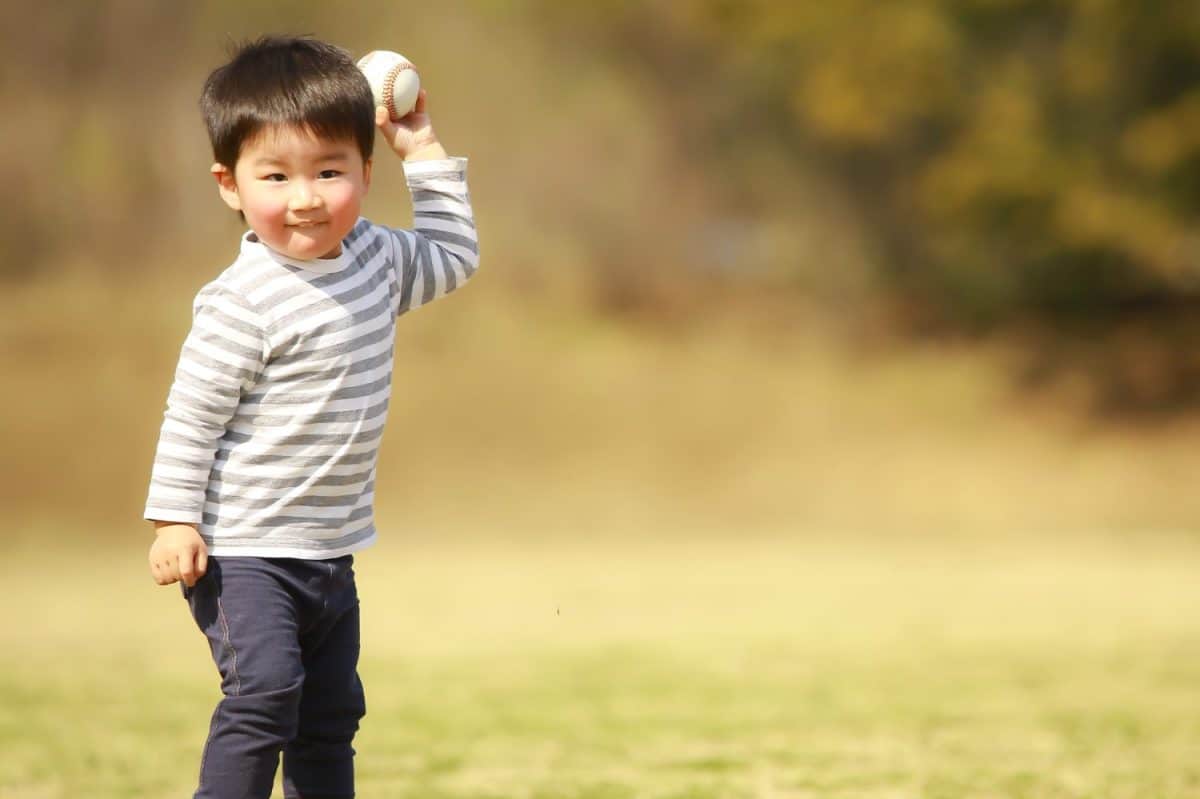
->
[144, 507, 204, 525]
[403, 156, 468, 182]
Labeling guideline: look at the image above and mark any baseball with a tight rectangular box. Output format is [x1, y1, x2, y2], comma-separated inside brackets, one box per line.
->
[356, 50, 420, 121]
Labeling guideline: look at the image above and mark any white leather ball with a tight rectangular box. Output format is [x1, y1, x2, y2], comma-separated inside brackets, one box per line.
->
[356, 50, 420, 121]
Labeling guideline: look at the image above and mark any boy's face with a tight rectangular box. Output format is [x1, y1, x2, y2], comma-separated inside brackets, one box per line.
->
[213, 124, 372, 261]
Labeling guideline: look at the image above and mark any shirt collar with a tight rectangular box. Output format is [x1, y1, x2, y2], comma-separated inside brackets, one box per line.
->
[240, 230, 354, 274]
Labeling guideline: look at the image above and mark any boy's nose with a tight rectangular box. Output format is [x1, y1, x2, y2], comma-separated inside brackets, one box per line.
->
[288, 183, 324, 210]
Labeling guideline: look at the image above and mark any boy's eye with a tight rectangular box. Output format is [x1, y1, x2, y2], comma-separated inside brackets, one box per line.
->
[319, 170, 342, 179]
[264, 173, 287, 182]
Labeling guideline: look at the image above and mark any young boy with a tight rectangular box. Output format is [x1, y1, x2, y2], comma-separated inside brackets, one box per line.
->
[143, 35, 478, 798]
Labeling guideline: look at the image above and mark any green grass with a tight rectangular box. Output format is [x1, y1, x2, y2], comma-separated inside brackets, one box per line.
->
[2, 535, 1199, 798]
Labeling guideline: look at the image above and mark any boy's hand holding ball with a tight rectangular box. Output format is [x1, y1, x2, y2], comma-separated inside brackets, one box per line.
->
[358, 50, 446, 162]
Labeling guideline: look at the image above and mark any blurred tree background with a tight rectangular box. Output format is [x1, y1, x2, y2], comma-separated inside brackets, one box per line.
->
[3, 0, 1200, 537]
[8, 0, 1200, 408]
[526, 0, 1200, 410]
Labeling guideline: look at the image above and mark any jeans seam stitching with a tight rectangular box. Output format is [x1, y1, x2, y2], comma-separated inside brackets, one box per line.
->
[324, 561, 333, 612]
[217, 596, 242, 696]
[197, 699, 222, 787]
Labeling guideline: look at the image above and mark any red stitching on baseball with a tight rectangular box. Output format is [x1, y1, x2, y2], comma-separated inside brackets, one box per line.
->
[384, 62, 417, 119]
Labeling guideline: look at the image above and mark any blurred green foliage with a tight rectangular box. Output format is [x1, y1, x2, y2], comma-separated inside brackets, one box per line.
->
[525, 0, 1200, 408]
[6, 0, 1200, 409]
[536, 1, 1200, 320]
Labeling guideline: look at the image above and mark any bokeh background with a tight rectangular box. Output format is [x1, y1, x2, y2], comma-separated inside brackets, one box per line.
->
[3, 2, 1200, 797]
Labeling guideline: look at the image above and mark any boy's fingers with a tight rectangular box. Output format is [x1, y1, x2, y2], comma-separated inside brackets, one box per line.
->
[178, 552, 195, 587]
[413, 88, 427, 115]
[157, 560, 178, 586]
[376, 106, 405, 148]
[376, 105, 395, 134]
[196, 547, 209, 581]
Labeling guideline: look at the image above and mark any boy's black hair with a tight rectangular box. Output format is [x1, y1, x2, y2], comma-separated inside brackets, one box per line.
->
[201, 35, 375, 168]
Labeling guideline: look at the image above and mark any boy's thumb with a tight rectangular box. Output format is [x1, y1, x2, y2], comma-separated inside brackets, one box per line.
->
[375, 106, 395, 135]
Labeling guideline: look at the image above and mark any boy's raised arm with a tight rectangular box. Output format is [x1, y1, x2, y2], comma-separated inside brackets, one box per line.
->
[388, 157, 479, 315]
[374, 92, 480, 316]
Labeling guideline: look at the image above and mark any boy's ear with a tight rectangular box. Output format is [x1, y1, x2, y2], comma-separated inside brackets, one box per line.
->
[211, 163, 241, 211]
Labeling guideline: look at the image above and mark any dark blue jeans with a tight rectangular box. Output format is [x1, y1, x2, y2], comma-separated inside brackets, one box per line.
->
[183, 555, 365, 799]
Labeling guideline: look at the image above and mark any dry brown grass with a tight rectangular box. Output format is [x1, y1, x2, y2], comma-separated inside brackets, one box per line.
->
[4, 261, 1200, 544]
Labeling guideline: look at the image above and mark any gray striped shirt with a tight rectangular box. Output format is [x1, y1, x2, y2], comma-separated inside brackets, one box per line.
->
[144, 157, 478, 558]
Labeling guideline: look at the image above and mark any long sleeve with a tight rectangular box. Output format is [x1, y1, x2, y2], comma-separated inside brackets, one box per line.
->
[386, 157, 480, 317]
[144, 283, 269, 524]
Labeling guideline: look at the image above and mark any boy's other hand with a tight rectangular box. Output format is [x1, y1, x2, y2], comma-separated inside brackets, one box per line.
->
[377, 89, 447, 162]
[149, 522, 209, 587]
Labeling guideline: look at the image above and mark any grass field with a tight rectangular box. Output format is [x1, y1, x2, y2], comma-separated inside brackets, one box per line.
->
[2, 533, 1198, 798]
[6, 263, 1200, 798]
